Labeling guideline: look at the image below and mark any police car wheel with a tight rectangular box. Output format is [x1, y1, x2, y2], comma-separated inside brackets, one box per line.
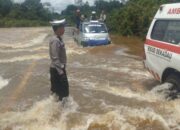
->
[165, 74, 180, 99]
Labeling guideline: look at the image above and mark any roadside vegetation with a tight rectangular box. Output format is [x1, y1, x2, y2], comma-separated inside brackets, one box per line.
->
[0, 0, 61, 27]
[0, 0, 179, 37]
[62, 0, 179, 38]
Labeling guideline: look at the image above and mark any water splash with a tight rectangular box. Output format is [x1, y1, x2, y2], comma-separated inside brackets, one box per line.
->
[0, 96, 78, 130]
[0, 87, 179, 130]
[67, 48, 87, 55]
[0, 54, 48, 63]
[0, 34, 47, 49]
[149, 83, 174, 99]
[0, 46, 48, 53]
[83, 81, 178, 103]
[86, 107, 170, 130]
[0, 76, 9, 90]
[0, 102, 175, 130]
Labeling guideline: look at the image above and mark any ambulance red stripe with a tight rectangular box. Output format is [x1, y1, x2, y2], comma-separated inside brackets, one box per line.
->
[145, 39, 180, 54]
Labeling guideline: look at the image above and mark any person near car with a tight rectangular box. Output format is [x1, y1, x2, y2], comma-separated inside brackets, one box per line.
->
[90, 11, 98, 20]
[49, 19, 69, 101]
[99, 10, 106, 22]
[84, 14, 88, 22]
[76, 9, 81, 29]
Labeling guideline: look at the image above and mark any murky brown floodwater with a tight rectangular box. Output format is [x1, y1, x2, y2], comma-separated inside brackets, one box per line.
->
[0, 27, 179, 130]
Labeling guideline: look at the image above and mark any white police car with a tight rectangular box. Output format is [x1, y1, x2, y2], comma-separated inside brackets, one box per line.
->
[74, 21, 111, 47]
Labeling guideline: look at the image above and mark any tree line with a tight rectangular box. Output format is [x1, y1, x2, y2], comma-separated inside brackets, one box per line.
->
[107, 0, 180, 37]
[62, 0, 179, 37]
[0, 0, 60, 27]
[0, 0, 179, 37]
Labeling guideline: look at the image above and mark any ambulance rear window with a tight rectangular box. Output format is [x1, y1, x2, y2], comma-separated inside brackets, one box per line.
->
[151, 20, 180, 45]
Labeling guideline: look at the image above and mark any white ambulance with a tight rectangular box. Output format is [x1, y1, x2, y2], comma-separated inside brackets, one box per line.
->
[144, 3, 180, 90]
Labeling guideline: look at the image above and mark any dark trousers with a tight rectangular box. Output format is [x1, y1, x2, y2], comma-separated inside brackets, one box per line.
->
[50, 67, 69, 101]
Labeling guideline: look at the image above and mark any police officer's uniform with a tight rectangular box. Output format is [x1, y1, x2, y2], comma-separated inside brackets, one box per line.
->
[49, 19, 69, 101]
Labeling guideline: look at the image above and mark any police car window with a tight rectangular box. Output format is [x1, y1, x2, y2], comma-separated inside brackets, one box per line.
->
[83, 24, 107, 33]
[151, 20, 180, 45]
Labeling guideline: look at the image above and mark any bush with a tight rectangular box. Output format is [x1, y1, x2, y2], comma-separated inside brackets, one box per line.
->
[106, 0, 173, 38]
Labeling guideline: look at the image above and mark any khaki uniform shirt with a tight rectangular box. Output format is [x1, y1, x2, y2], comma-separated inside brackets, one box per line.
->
[49, 35, 67, 75]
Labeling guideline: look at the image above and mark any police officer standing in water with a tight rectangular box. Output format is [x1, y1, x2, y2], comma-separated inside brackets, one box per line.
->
[49, 19, 69, 101]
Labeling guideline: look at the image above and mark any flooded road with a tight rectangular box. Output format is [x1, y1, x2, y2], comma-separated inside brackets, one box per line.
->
[0, 27, 179, 130]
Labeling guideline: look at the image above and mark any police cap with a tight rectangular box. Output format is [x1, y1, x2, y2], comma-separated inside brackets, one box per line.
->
[50, 19, 66, 27]
[50, 19, 66, 32]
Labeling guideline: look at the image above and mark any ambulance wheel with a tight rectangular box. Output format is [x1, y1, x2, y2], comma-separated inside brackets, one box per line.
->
[165, 74, 180, 99]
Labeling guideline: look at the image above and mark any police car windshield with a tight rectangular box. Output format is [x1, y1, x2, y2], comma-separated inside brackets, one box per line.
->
[83, 23, 107, 33]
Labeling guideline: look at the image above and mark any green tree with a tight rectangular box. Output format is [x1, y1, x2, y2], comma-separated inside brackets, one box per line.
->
[0, 0, 13, 17]
[0, 0, 61, 27]
[106, 0, 176, 37]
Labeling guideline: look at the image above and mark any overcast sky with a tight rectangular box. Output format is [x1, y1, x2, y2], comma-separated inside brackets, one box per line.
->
[13, 0, 98, 13]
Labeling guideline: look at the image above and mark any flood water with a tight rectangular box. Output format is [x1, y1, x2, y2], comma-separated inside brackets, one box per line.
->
[0, 27, 179, 130]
